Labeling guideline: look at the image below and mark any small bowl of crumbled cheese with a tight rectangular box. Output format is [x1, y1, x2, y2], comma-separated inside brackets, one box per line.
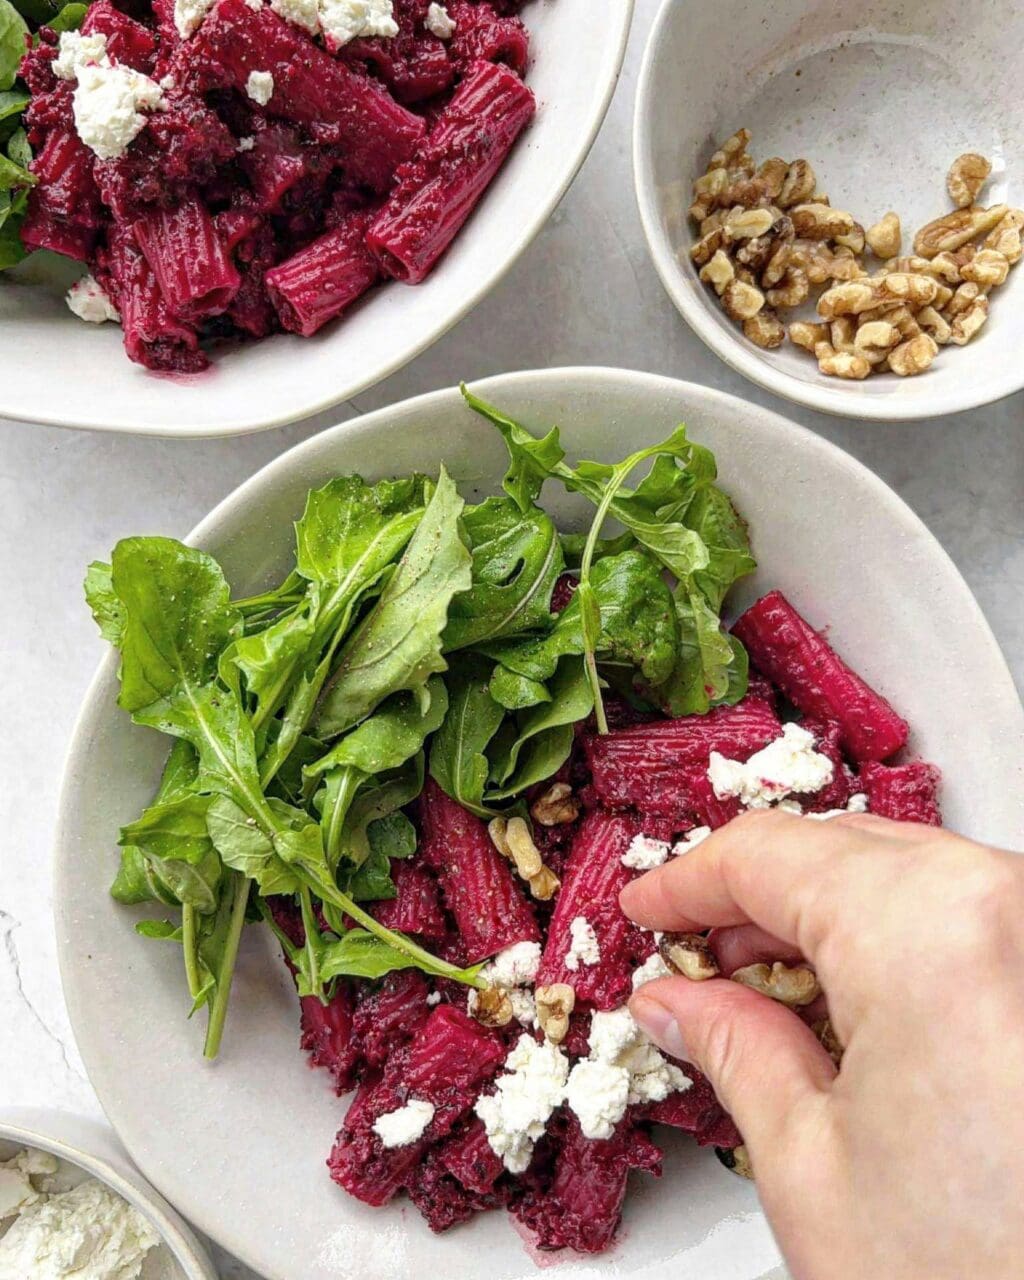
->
[0, 1109, 216, 1280]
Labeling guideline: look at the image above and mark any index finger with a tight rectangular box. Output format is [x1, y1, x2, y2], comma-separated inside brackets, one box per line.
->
[619, 808, 913, 962]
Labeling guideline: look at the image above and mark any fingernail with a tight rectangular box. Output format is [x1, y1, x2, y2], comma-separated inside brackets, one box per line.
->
[632, 997, 692, 1063]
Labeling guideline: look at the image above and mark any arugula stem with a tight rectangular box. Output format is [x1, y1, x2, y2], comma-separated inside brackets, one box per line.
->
[203, 872, 251, 1060]
[298, 885, 322, 999]
[181, 904, 202, 1000]
[579, 475, 629, 735]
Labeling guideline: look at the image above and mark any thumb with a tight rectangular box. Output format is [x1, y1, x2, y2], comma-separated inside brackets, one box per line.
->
[630, 976, 836, 1155]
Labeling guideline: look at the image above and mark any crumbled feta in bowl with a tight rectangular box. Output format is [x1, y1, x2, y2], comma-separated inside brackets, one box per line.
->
[0, 1117, 216, 1280]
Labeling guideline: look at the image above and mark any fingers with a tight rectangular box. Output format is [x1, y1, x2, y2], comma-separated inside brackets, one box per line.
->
[631, 975, 836, 1152]
[707, 923, 805, 975]
[619, 808, 911, 961]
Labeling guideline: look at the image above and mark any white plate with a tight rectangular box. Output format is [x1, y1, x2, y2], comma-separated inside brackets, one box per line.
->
[0, 3, 632, 437]
[55, 368, 1024, 1280]
[634, 0, 1024, 420]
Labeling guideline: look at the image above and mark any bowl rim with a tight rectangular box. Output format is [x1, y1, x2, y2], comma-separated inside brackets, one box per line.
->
[54, 366, 1024, 1277]
[0, 1108, 218, 1280]
[0, 3, 634, 439]
[631, 0, 1023, 422]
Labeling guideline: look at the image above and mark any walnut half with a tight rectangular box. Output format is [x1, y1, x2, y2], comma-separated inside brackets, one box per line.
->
[730, 961, 821, 1006]
[535, 983, 575, 1044]
[660, 932, 720, 981]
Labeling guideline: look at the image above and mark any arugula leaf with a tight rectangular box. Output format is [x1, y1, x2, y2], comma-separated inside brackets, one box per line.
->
[227, 592, 317, 731]
[111, 740, 199, 907]
[429, 655, 505, 817]
[0, 0, 27, 93]
[315, 469, 472, 738]
[486, 657, 593, 799]
[489, 665, 550, 710]
[118, 794, 222, 914]
[205, 795, 298, 896]
[47, 0, 86, 28]
[0, 89, 27, 122]
[585, 550, 678, 685]
[0, 187, 27, 269]
[461, 385, 565, 512]
[444, 498, 563, 650]
[84, 561, 125, 646]
[0, 149, 32, 191]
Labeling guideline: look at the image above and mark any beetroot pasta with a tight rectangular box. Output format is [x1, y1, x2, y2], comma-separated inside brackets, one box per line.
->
[17, 0, 539, 371]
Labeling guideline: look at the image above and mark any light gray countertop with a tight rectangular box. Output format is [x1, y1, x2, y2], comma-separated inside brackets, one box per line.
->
[1, 2, 1020, 1275]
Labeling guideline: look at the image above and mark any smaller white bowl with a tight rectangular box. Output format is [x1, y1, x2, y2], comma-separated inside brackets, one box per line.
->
[633, 0, 1024, 421]
[0, 1109, 217, 1280]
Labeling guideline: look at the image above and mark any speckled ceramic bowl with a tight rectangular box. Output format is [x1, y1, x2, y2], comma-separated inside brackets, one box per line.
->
[0, 1109, 217, 1280]
[634, 0, 1024, 419]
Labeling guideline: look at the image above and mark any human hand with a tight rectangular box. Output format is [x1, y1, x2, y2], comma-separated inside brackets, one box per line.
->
[620, 810, 1024, 1280]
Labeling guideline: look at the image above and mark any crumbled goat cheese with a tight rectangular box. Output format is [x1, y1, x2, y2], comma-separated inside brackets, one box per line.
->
[777, 799, 804, 814]
[271, 0, 320, 33]
[319, 0, 397, 46]
[245, 0, 263, 9]
[173, 0, 216, 38]
[476, 1034, 569, 1173]
[158, 74, 176, 90]
[53, 31, 109, 81]
[0, 1167, 158, 1280]
[708, 722, 834, 808]
[425, 990, 441, 1006]
[66, 275, 120, 324]
[245, 70, 275, 105]
[72, 63, 164, 160]
[621, 833, 671, 870]
[486, 940, 542, 990]
[237, 135, 256, 152]
[671, 825, 711, 855]
[564, 916, 600, 971]
[564, 1059, 630, 1141]
[587, 1007, 690, 1107]
[424, 1, 454, 37]
[372, 1099, 435, 1149]
[507, 986, 538, 1028]
[631, 951, 673, 990]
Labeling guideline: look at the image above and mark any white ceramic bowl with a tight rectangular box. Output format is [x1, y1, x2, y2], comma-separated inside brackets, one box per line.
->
[634, 0, 1024, 420]
[55, 368, 1024, 1280]
[0, 3, 632, 437]
[0, 1109, 217, 1280]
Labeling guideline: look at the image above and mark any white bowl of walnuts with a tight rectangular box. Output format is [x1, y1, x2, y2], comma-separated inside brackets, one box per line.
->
[633, 0, 1024, 420]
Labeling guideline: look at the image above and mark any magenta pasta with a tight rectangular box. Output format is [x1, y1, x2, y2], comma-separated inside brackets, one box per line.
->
[18, 0, 538, 372]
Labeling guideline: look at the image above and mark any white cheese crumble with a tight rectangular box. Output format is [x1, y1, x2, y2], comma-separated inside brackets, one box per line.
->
[485, 940, 542, 989]
[158, 74, 176, 90]
[671, 825, 712, 855]
[237, 135, 256, 152]
[173, 0, 216, 38]
[564, 1058, 630, 1141]
[621, 833, 671, 870]
[564, 916, 600, 971]
[475, 1034, 569, 1173]
[631, 951, 672, 990]
[319, 0, 397, 45]
[52, 31, 109, 81]
[72, 63, 165, 160]
[245, 0, 263, 9]
[0, 1163, 159, 1280]
[809, 792, 869, 820]
[425, 990, 441, 1006]
[0, 1149, 56, 1220]
[507, 986, 538, 1028]
[66, 274, 120, 324]
[372, 1099, 435, 1149]
[270, 0, 320, 32]
[708, 722, 834, 809]
[424, 1, 454, 37]
[245, 70, 275, 105]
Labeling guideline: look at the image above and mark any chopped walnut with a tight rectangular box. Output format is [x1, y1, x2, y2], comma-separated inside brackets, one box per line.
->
[855, 319, 899, 350]
[530, 782, 580, 827]
[731, 961, 821, 1006]
[690, 227, 724, 266]
[813, 1018, 844, 1067]
[765, 266, 809, 309]
[960, 248, 1010, 290]
[788, 320, 829, 351]
[817, 349, 871, 379]
[915, 305, 952, 345]
[984, 209, 1024, 264]
[660, 932, 720, 981]
[527, 865, 561, 901]
[503, 817, 543, 879]
[743, 309, 785, 348]
[716, 1144, 754, 1179]
[757, 156, 788, 199]
[878, 272, 940, 306]
[471, 986, 514, 1028]
[721, 279, 765, 321]
[834, 222, 866, 255]
[723, 207, 775, 240]
[865, 211, 901, 258]
[707, 127, 751, 171]
[888, 333, 939, 376]
[790, 203, 856, 240]
[535, 983, 575, 1044]
[946, 153, 991, 209]
[488, 816, 512, 858]
[913, 204, 1008, 257]
[829, 315, 857, 349]
[945, 280, 981, 317]
[777, 158, 816, 208]
[949, 296, 989, 345]
[816, 279, 880, 318]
